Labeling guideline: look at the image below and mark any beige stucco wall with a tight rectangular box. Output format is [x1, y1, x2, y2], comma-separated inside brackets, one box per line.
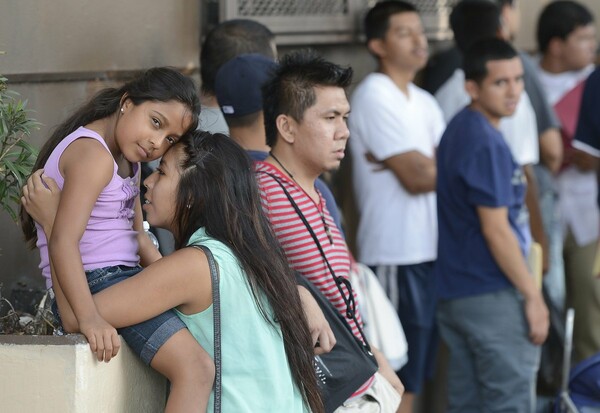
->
[0, 335, 166, 413]
[0, 1, 199, 74]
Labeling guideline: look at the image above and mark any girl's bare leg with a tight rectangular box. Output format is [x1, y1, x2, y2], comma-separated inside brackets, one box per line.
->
[151, 330, 214, 413]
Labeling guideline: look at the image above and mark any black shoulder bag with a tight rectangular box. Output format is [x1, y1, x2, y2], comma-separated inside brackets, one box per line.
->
[259, 171, 378, 413]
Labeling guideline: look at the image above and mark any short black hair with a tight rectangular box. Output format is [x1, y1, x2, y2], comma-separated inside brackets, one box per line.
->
[464, 37, 518, 84]
[200, 19, 275, 95]
[262, 49, 353, 148]
[537, 0, 594, 53]
[451, 0, 502, 54]
[364, 1, 418, 42]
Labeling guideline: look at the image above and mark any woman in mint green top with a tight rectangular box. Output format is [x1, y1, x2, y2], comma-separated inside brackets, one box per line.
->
[146, 132, 321, 412]
[178, 227, 308, 412]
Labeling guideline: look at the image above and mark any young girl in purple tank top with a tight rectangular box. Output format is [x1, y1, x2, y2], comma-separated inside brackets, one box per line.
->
[20, 68, 214, 411]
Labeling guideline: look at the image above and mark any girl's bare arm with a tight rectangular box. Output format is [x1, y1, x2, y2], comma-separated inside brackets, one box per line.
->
[49, 138, 119, 361]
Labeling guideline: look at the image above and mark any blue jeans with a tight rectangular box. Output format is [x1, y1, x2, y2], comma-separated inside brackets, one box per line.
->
[52, 265, 186, 365]
[437, 288, 541, 413]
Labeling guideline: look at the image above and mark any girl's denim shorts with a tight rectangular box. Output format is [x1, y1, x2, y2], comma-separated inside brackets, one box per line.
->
[51, 265, 186, 365]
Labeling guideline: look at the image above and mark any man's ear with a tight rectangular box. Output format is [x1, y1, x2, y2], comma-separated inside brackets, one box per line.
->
[367, 38, 386, 59]
[465, 79, 480, 102]
[276, 114, 296, 144]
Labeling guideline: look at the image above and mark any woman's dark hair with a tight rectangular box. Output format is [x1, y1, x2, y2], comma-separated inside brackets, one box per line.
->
[172, 131, 323, 413]
[20, 67, 200, 247]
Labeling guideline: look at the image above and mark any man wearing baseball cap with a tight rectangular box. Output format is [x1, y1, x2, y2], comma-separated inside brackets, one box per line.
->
[215, 53, 278, 160]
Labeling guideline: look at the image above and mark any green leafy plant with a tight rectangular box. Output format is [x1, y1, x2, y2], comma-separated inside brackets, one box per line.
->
[0, 74, 39, 222]
[0, 74, 51, 335]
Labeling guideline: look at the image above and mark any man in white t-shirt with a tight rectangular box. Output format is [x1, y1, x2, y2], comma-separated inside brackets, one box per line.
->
[535, 0, 600, 362]
[348, 3, 444, 411]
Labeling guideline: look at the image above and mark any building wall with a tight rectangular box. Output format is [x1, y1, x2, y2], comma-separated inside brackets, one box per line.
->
[1, 1, 199, 75]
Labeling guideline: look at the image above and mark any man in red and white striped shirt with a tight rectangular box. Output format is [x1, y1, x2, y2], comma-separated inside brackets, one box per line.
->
[256, 49, 404, 412]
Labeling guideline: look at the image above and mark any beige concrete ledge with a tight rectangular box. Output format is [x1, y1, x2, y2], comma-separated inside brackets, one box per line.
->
[0, 334, 166, 413]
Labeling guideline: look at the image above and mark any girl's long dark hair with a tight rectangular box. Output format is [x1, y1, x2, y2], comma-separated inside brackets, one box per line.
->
[173, 131, 324, 413]
[20, 67, 200, 248]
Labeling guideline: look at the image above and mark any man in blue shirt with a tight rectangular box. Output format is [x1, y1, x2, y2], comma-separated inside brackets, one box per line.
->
[435, 38, 549, 412]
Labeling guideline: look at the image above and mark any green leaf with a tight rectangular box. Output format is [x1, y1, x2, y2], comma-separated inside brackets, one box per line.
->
[0, 74, 39, 223]
[16, 139, 38, 155]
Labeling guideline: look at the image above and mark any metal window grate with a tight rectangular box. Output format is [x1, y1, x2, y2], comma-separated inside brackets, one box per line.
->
[410, 0, 458, 14]
[407, 0, 460, 41]
[218, 0, 458, 44]
[238, 0, 349, 16]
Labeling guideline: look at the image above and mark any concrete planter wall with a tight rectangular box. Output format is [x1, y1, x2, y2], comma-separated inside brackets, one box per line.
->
[0, 334, 166, 412]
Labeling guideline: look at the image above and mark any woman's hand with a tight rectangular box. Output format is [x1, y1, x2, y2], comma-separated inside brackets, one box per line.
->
[21, 169, 61, 235]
